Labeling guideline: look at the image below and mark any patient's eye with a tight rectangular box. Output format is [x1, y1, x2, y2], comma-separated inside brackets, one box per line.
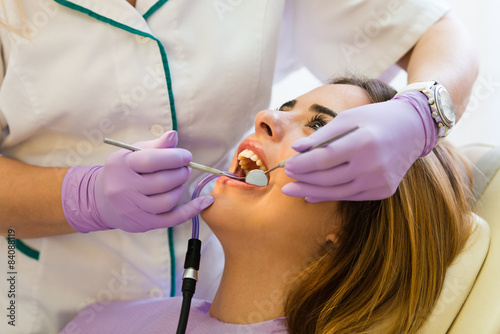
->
[306, 114, 328, 131]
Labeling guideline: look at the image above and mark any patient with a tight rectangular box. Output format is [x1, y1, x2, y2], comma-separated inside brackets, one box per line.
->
[61, 77, 473, 334]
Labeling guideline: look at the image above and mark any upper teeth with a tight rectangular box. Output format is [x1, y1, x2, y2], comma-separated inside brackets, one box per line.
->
[238, 149, 267, 175]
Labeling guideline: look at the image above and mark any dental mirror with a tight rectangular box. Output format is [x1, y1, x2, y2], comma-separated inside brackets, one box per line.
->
[245, 169, 269, 186]
[243, 125, 359, 187]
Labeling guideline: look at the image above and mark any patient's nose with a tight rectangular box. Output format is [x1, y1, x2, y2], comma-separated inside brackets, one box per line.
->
[254, 110, 284, 142]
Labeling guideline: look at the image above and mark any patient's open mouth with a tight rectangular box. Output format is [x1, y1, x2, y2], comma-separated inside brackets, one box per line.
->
[237, 149, 268, 177]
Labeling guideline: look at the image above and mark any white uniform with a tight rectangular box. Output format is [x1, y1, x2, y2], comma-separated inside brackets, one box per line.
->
[0, 0, 449, 333]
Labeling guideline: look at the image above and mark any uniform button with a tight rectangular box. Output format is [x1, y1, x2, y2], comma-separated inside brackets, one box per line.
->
[148, 287, 164, 298]
[135, 35, 149, 44]
[150, 124, 166, 137]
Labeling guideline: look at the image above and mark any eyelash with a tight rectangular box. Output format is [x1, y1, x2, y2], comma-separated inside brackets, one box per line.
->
[306, 114, 328, 131]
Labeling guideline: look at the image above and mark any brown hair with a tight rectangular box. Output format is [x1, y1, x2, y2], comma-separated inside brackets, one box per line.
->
[284, 77, 473, 333]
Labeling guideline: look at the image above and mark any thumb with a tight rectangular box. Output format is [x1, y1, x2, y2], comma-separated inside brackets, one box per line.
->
[156, 130, 179, 149]
[135, 131, 178, 150]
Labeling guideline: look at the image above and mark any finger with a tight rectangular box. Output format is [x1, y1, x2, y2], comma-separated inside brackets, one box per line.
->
[128, 148, 192, 173]
[304, 196, 346, 203]
[137, 185, 184, 214]
[285, 131, 369, 174]
[145, 196, 215, 229]
[134, 131, 178, 149]
[136, 168, 191, 195]
[309, 188, 382, 202]
[343, 185, 397, 201]
[291, 122, 360, 152]
[282, 174, 396, 203]
[285, 147, 343, 174]
[284, 163, 354, 187]
[282, 180, 365, 201]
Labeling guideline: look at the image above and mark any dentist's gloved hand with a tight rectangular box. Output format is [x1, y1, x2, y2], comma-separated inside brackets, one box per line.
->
[62, 131, 214, 233]
[282, 91, 438, 202]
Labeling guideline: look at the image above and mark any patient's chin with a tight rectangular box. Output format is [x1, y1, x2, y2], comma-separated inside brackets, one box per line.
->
[199, 205, 227, 243]
[200, 194, 243, 237]
[200, 205, 214, 225]
[200, 196, 223, 228]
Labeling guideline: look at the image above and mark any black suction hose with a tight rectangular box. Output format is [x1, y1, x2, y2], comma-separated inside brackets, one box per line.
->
[176, 238, 202, 334]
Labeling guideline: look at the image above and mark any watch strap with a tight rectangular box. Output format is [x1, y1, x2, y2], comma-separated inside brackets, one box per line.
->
[396, 81, 451, 141]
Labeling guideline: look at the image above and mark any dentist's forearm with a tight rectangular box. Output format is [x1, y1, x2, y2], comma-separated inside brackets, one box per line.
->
[398, 12, 479, 120]
[0, 157, 76, 238]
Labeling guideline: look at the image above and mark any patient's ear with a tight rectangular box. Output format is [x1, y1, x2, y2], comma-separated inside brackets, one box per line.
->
[326, 233, 339, 245]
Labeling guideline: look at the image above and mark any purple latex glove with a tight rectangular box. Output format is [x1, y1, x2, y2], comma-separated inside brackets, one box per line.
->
[62, 131, 214, 233]
[282, 90, 438, 202]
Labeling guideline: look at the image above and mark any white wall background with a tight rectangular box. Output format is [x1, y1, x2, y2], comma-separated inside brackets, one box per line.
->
[270, 0, 500, 147]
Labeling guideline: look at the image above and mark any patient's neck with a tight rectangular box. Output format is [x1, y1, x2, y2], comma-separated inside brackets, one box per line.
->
[209, 249, 302, 324]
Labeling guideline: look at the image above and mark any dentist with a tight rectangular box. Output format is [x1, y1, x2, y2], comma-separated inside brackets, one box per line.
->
[0, 0, 477, 333]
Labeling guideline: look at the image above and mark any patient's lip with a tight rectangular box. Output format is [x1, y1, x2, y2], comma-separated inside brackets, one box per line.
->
[216, 175, 265, 189]
[216, 139, 271, 189]
[236, 139, 269, 171]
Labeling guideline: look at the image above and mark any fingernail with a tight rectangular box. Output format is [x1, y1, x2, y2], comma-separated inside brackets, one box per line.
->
[304, 197, 315, 203]
[180, 150, 193, 164]
[282, 168, 295, 178]
[158, 130, 178, 149]
[281, 184, 292, 196]
[291, 138, 312, 152]
[165, 130, 178, 142]
[200, 196, 215, 208]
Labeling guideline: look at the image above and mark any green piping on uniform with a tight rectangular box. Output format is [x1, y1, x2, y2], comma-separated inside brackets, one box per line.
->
[54, 0, 177, 297]
[5, 238, 40, 261]
[54, 0, 177, 130]
[143, 0, 169, 19]
[167, 226, 176, 297]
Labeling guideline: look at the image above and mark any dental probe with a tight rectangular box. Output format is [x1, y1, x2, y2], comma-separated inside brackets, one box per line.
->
[245, 125, 360, 186]
[103, 138, 243, 180]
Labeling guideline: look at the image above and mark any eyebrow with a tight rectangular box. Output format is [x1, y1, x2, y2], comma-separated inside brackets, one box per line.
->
[278, 99, 337, 117]
[278, 100, 297, 110]
[309, 104, 337, 117]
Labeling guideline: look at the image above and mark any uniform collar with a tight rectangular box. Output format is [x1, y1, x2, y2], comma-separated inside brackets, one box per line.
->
[136, 0, 169, 18]
[54, 0, 167, 35]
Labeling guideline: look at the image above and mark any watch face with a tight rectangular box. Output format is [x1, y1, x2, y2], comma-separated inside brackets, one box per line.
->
[436, 87, 456, 127]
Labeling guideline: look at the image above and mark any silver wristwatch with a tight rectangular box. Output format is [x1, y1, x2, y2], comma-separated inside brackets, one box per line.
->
[396, 81, 456, 141]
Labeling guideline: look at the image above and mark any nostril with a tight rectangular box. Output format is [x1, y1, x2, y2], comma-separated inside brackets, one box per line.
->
[261, 123, 272, 136]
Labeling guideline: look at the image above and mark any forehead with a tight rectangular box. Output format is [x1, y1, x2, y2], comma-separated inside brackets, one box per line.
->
[295, 84, 372, 113]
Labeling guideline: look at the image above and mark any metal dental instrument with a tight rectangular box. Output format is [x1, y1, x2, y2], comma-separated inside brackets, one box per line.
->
[103, 138, 245, 181]
[105, 125, 358, 187]
[244, 125, 360, 186]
